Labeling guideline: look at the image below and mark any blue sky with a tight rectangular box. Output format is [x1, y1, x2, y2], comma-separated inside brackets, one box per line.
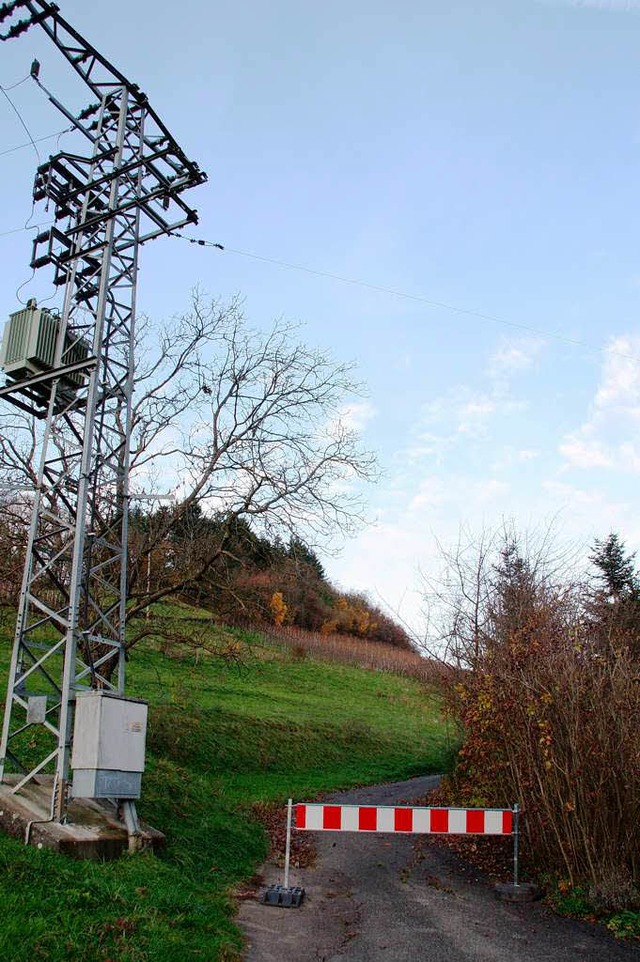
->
[2, 0, 640, 633]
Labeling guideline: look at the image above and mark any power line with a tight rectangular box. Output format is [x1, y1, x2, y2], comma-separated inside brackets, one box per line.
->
[0, 73, 29, 91]
[2, 216, 637, 363]
[0, 81, 52, 303]
[174, 233, 640, 363]
[0, 81, 41, 162]
[0, 221, 53, 239]
[0, 127, 73, 159]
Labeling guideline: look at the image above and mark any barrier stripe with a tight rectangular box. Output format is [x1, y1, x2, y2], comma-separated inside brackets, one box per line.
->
[294, 804, 513, 835]
[359, 806, 376, 831]
[323, 805, 341, 830]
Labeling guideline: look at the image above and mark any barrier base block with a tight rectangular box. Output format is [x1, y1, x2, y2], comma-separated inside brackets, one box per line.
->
[261, 884, 305, 908]
[494, 882, 538, 903]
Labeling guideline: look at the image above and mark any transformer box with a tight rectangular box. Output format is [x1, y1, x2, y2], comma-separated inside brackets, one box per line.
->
[71, 692, 148, 800]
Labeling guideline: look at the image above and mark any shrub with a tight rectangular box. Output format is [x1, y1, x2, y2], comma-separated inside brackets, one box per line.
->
[441, 534, 640, 909]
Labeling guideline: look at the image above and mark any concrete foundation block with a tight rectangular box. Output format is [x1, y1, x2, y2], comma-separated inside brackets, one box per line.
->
[0, 776, 164, 860]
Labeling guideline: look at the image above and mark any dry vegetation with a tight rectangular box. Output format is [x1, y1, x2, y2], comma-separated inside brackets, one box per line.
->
[437, 531, 640, 914]
[258, 623, 440, 684]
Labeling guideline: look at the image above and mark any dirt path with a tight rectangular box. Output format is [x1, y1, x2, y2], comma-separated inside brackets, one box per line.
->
[237, 775, 637, 962]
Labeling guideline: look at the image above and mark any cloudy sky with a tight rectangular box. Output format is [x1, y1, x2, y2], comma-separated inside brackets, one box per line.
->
[2, 0, 640, 633]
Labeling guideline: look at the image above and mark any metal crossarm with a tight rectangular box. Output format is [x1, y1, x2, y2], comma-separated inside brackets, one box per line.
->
[1, 2, 206, 168]
[0, 0, 206, 820]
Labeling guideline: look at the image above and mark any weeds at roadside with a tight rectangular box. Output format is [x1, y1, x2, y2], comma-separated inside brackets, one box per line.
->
[545, 878, 640, 943]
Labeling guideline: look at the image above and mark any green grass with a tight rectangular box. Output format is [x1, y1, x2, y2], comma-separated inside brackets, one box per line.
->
[0, 608, 455, 961]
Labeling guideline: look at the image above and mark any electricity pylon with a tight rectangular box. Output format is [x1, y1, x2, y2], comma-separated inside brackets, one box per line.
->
[0, 0, 205, 819]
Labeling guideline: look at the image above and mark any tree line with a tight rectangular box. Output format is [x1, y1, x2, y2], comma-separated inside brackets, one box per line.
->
[125, 502, 411, 647]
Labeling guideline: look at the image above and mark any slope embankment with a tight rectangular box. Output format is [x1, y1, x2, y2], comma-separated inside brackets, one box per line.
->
[0, 610, 454, 962]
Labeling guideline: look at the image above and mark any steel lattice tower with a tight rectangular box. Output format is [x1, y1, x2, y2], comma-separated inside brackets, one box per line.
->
[0, 0, 205, 819]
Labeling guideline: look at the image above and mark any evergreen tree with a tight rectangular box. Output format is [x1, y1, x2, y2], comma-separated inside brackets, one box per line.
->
[588, 533, 640, 659]
[287, 537, 325, 580]
[590, 533, 639, 601]
[488, 540, 540, 645]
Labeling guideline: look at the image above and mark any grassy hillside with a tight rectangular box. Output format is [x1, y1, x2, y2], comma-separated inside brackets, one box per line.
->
[0, 609, 455, 962]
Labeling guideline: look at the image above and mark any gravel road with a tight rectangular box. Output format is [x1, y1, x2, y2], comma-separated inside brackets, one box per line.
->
[237, 775, 638, 962]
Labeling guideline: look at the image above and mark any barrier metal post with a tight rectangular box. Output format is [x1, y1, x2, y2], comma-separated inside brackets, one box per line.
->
[283, 798, 293, 889]
[513, 803, 519, 888]
[261, 798, 305, 907]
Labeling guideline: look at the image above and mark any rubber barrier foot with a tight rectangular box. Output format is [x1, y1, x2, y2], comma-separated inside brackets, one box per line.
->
[494, 882, 538, 903]
[261, 884, 305, 908]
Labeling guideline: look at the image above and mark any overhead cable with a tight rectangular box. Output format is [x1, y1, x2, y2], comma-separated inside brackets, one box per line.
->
[0, 79, 40, 161]
[0, 126, 72, 158]
[173, 232, 640, 363]
[0, 71, 28, 90]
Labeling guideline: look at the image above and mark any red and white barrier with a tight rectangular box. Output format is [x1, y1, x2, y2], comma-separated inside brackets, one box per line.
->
[295, 803, 512, 836]
[264, 800, 522, 907]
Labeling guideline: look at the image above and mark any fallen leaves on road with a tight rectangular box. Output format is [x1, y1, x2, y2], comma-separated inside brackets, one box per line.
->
[251, 800, 317, 869]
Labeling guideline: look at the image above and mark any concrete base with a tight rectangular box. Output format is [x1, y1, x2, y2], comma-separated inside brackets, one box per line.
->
[494, 882, 539, 903]
[0, 776, 164, 860]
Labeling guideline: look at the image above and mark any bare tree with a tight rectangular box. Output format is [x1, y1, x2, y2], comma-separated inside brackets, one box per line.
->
[419, 525, 496, 668]
[420, 519, 581, 668]
[0, 292, 377, 641]
[0, 412, 41, 605]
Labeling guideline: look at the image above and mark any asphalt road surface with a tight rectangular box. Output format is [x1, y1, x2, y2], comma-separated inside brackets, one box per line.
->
[238, 775, 638, 962]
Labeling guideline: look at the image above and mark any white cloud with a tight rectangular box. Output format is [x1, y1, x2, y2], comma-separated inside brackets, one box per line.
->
[540, 481, 632, 540]
[594, 337, 640, 410]
[558, 436, 613, 469]
[402, 431, 453, 467]
[413, 339, 541, 446]
[400, 386, 503, 463]
[542, 480, 603, 505]
[327, 400, 377, 441]
[457, 396, 496, 435]
[408, 477, 444, 512]
[559, 335, 640, 474]
[618, 442, 640, 472]
[490, 447, 540, 471]
[417, 385, 510, 440]
[487, 336, 545, 379]
[336, 400, 377, 432]
[477, 478, 510, 502]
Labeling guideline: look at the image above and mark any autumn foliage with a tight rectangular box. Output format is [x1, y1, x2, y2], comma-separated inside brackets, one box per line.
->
[269, 591, 287, 627]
